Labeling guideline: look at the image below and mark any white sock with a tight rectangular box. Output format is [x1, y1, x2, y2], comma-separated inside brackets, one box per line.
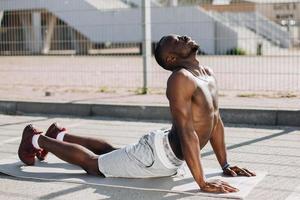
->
[56, 131, 67, 141]
[32, 134, 41, 150]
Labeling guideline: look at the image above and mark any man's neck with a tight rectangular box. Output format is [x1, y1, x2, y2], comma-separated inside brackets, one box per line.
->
[178, 58, 210, 79]
[180, 58, 200, 70]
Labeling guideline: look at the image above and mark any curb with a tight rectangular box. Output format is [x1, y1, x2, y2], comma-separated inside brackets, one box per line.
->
[0, 101, 299, 126]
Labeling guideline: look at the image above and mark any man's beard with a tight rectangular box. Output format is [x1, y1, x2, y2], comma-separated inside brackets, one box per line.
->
[191, 44, 200, 52]
[186, 44, 199, 57]
[182, 44, 200, 58]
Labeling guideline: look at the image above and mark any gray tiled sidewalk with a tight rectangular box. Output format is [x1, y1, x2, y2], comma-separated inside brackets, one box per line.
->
[0, 114, 299, 200]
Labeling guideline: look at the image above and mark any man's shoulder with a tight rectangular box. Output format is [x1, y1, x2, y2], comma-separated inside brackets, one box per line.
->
[166, 76, 196, 101]
[172, 68, 190, 75]
[166, 69, 197, 98]
[168, 68, 194, 84]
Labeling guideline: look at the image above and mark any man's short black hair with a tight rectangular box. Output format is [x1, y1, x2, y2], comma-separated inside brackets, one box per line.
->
[154, 36, 169, 70]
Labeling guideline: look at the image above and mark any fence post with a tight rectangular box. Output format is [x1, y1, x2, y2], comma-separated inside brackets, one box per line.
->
[0, 11, 3, 25]
[32, 12, 42, 54]
[42, 15, 56, 54]
[142, 0, 151, 94]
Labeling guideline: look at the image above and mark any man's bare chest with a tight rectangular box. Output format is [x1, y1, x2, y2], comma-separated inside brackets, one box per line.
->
[193, 75, 218, 111]
[191, 77, 219, 145]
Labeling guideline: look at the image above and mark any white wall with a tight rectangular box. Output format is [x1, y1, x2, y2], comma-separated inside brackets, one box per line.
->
[152, 7, 216, 54]
[215, 21, 238, 54]
[0, 0, 238, 54]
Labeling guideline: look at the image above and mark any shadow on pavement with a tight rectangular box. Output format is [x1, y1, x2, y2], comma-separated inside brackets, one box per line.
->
[202, 127, 297, 157]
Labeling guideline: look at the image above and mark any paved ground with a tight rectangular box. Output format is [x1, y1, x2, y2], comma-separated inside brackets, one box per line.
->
[0, 114, 299, 200]
[1, 55, 299, 91]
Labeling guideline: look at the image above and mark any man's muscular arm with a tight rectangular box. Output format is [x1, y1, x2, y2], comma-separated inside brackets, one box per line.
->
[210, 116, 228, 169]
[210, 115, 256, 177]
[167, 72, 206, 188]
[167, 72, 238, 193]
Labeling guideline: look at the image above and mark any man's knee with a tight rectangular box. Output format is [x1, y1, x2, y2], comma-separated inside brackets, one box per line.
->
[82, 155, 102, 176]
[102, 145, 117, 154]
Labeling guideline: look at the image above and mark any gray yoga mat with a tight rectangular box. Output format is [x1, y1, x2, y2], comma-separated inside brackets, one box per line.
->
[0, 154, 266, 199]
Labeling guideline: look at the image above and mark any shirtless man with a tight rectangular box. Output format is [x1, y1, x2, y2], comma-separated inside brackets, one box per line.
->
[18, 34, 255, 194]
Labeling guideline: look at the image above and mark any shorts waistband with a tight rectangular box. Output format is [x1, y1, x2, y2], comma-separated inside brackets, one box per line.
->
[154, 129, 183, 169]
[162, 133, 183, 167]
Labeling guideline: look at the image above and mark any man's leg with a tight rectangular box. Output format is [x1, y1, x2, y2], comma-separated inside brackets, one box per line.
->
[63, 134, 116, 155]
[37, 123, 116, 161]
[19, 124, 104, 175]
[38, 135, 102, 175]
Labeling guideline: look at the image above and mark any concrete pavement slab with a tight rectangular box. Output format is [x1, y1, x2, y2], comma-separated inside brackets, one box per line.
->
[0, 155, 267, 199]
[0, 114, 299, 200]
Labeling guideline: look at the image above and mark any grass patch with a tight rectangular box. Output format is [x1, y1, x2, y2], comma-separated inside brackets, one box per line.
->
[218, 93, 226, 97]
[237, 92, 298, 98]
[133, 87, 147, 95]
[277, 92, 297, 98]
[64, 88, 90, 93]
[128, 88, 165, 95]
[237, 93, 257, 98]
[96, 86, 116, 93]
[226, 48, 247, 55]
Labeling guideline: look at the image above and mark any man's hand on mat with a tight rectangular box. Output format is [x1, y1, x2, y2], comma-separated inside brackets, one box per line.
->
[223, 166, 256, 177]
[200, 180, 239, 193]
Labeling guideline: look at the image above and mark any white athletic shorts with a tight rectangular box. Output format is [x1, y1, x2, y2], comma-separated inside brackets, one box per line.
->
[98, 128, 183, 178]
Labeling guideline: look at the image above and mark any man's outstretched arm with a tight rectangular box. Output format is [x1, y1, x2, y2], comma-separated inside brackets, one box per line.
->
[210, 115, 256, 177]
[167, 72, 238, 193]
[167, 73, 206, 188]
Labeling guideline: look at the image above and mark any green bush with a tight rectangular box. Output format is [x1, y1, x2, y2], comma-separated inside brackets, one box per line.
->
[226, 48, 246, 55]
